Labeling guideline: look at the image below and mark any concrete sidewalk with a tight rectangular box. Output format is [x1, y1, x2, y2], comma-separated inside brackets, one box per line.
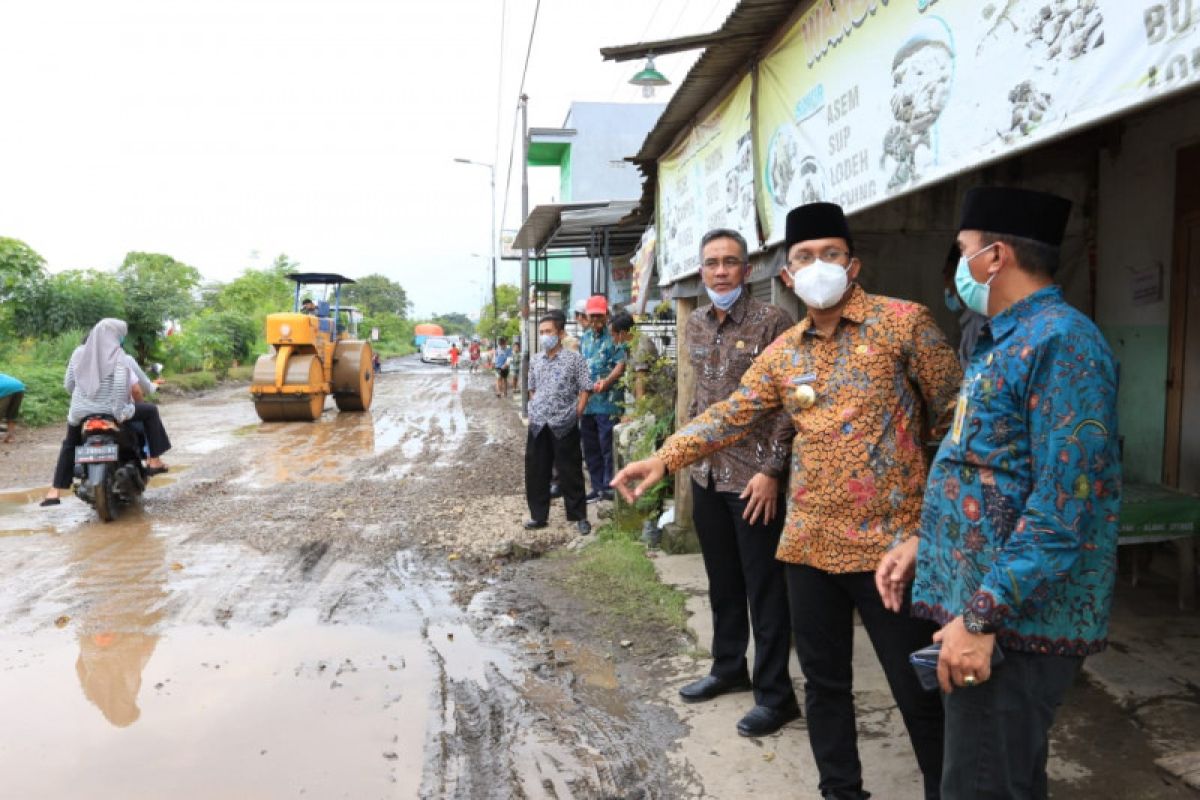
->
[652, 553, 928, 799]
[652, 553, 1200, 798]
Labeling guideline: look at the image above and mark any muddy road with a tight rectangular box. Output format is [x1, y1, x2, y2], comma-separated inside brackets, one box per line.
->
[0, 357, 682, 799]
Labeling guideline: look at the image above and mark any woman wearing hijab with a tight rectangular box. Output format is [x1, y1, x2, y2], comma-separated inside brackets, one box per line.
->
[41, 318, 171, 506]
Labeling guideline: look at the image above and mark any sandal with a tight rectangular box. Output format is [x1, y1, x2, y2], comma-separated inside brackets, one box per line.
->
[39, 497, 61, 507]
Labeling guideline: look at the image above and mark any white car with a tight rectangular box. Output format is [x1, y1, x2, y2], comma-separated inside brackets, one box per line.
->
[421, 336, 453, 364]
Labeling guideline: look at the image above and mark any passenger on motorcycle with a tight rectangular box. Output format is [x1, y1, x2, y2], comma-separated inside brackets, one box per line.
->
[40, 319, 172, 506]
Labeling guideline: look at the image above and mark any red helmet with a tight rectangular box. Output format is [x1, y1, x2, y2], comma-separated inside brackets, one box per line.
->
[585, 295, 608, 315]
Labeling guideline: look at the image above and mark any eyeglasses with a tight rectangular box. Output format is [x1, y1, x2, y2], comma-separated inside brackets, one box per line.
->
[787, 247, 851, 269]
[701, 256, 746, 270]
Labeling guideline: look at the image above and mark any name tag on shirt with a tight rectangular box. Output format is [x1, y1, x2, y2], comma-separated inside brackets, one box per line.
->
[951, 374, 980, 445]
[951, 391, 968, 445]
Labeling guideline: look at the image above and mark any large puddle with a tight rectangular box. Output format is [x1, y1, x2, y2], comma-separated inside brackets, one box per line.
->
[0, 361, 576, 798]
[0, 516, 518, 798]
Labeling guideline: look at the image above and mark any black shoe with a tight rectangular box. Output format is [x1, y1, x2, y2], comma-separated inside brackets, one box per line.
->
[523, 519, 548, 530]
[678, 675, 752, 704]
[600, 490, 615, 502]
[736, 702, 802, 737]
[549, 483, 562, 499]
[39, 497, 61, 507]
[576, 520, 592, 535]
[584, 490, 602, 504]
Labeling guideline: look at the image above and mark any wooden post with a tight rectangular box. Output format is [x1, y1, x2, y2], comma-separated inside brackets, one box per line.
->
[669, 293, 699, 550]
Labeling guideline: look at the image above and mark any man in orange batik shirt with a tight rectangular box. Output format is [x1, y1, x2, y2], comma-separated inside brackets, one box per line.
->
[614, 202, 961, 800]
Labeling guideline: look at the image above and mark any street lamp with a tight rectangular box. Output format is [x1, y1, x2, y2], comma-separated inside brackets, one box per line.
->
[453, 158, 498, 324]
[629, 55, 670, 98]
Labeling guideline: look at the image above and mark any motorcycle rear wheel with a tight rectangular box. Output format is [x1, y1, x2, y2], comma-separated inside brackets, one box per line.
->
[92, 464, 116, 523]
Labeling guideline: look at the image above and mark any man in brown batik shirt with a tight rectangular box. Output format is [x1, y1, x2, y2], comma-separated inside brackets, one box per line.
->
[676, 228, 800, 739]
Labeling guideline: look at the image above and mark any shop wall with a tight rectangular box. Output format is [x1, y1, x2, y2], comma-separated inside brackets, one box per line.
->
[1096, 91, 1200, 484]
[843, 140, 1096, 343]
[561, 102, 665, 305]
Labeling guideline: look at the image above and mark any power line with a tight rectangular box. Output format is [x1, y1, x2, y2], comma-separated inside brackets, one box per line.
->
[517, 0, 542, 98]
[493, 0, 507, 170]
[496, 0, 540, 235]
[607, 0, 670, 101]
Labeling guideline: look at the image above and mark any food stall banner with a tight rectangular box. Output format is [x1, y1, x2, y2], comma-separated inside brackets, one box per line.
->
[756, 0, 1200, 243]
[629, 226, 658, 314]
[657, 73, 755, 286]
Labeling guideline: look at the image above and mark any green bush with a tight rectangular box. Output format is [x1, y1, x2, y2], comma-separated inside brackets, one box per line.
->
[0, 329, 89, 427]
[6, 270, 125, 338]
[160, 310, 256, 375]
[0, 364, 69, 427]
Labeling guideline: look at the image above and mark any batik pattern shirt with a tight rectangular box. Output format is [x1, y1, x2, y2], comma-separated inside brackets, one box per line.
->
[658, 286, 961, 572]
[913, 286, 1121, 655]
[580, 328, 626, 416]
[527, 348, 591, 438]
[685, 291, 795, 493]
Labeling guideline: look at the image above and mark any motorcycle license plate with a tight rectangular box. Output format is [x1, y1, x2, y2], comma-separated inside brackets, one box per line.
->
[76, 444, 119, 463]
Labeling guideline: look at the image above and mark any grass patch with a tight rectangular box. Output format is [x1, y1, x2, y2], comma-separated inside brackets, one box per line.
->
[164, 371, 219, 392]
[564, 521, 688, 634]
[226, 364, 254, 382]
[376, 343, 416, 358]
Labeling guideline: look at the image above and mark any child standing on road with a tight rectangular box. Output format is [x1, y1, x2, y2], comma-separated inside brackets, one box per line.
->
[449, 343, 461, 370]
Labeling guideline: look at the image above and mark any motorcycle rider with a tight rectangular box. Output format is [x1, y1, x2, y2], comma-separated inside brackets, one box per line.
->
[40, 319, 171, 506]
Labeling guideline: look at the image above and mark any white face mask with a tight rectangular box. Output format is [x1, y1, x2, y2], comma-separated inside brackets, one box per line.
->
[791, 260, 850, 309]
[705, 284, 742, 311]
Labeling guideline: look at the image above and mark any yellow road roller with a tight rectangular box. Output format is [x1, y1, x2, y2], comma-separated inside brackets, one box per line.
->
[250, 272, 375, 422]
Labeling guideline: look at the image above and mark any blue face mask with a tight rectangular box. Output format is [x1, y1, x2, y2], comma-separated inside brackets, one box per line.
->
[954, 244, 1000, 316]
[705, 284, 742, 311]
[943, 288, 963, 314]
[540, 333, 559, 351]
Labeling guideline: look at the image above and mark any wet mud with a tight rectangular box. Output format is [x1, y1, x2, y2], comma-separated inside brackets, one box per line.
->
[0, 357, 686, 799]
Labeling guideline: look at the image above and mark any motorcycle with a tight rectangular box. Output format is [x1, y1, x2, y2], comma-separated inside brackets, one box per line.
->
[74, 415, 147, 522]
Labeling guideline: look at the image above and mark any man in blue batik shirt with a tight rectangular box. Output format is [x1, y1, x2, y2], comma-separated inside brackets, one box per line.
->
[875, 186, 1120, 798]
[579, 294, 627, 502]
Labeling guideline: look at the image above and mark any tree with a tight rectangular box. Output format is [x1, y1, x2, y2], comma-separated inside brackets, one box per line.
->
[6, 270, 125, 338]
[429, 312, 474, 337]
[212, 257, 296, 319]
[342, 273, 410, 318]
[476, 283, 521, 341]
[0, 237, 46, 302]
[118, 252, 201, 362]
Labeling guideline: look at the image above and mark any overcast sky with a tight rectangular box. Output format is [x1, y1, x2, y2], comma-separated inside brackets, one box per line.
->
[0, 0, 736, 318]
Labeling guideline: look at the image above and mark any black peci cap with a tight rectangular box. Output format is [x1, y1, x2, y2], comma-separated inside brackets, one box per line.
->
[785, 201, 854, 251]
[958, 187, 1072, 246]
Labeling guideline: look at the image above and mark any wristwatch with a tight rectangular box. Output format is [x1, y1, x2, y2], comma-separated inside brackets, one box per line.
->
[962, 608, 997, 635]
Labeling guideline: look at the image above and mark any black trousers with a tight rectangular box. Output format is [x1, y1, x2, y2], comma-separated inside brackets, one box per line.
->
[525, 425, 587, 523]
[132, 402, 172, 458]
[51, 404, 172, 489]
[52, 424, 84, 490]
[786, 564, 945, 800]
[692, 478, 795, 709]
[941, 650, 1082, 799]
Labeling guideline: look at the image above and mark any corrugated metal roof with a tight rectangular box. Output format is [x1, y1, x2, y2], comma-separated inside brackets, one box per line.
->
[513, 201, 646, 256]
[628, 0, 802, 164]
[512, 202, 608, 251]
[601, 0, 804, 230]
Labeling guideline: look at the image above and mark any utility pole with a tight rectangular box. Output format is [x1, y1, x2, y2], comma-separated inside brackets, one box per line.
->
[489, 163, 498, 324]
[519, 93, 530, 416]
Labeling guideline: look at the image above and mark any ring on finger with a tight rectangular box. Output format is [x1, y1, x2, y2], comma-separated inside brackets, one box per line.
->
[964, 674, 977, 686]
